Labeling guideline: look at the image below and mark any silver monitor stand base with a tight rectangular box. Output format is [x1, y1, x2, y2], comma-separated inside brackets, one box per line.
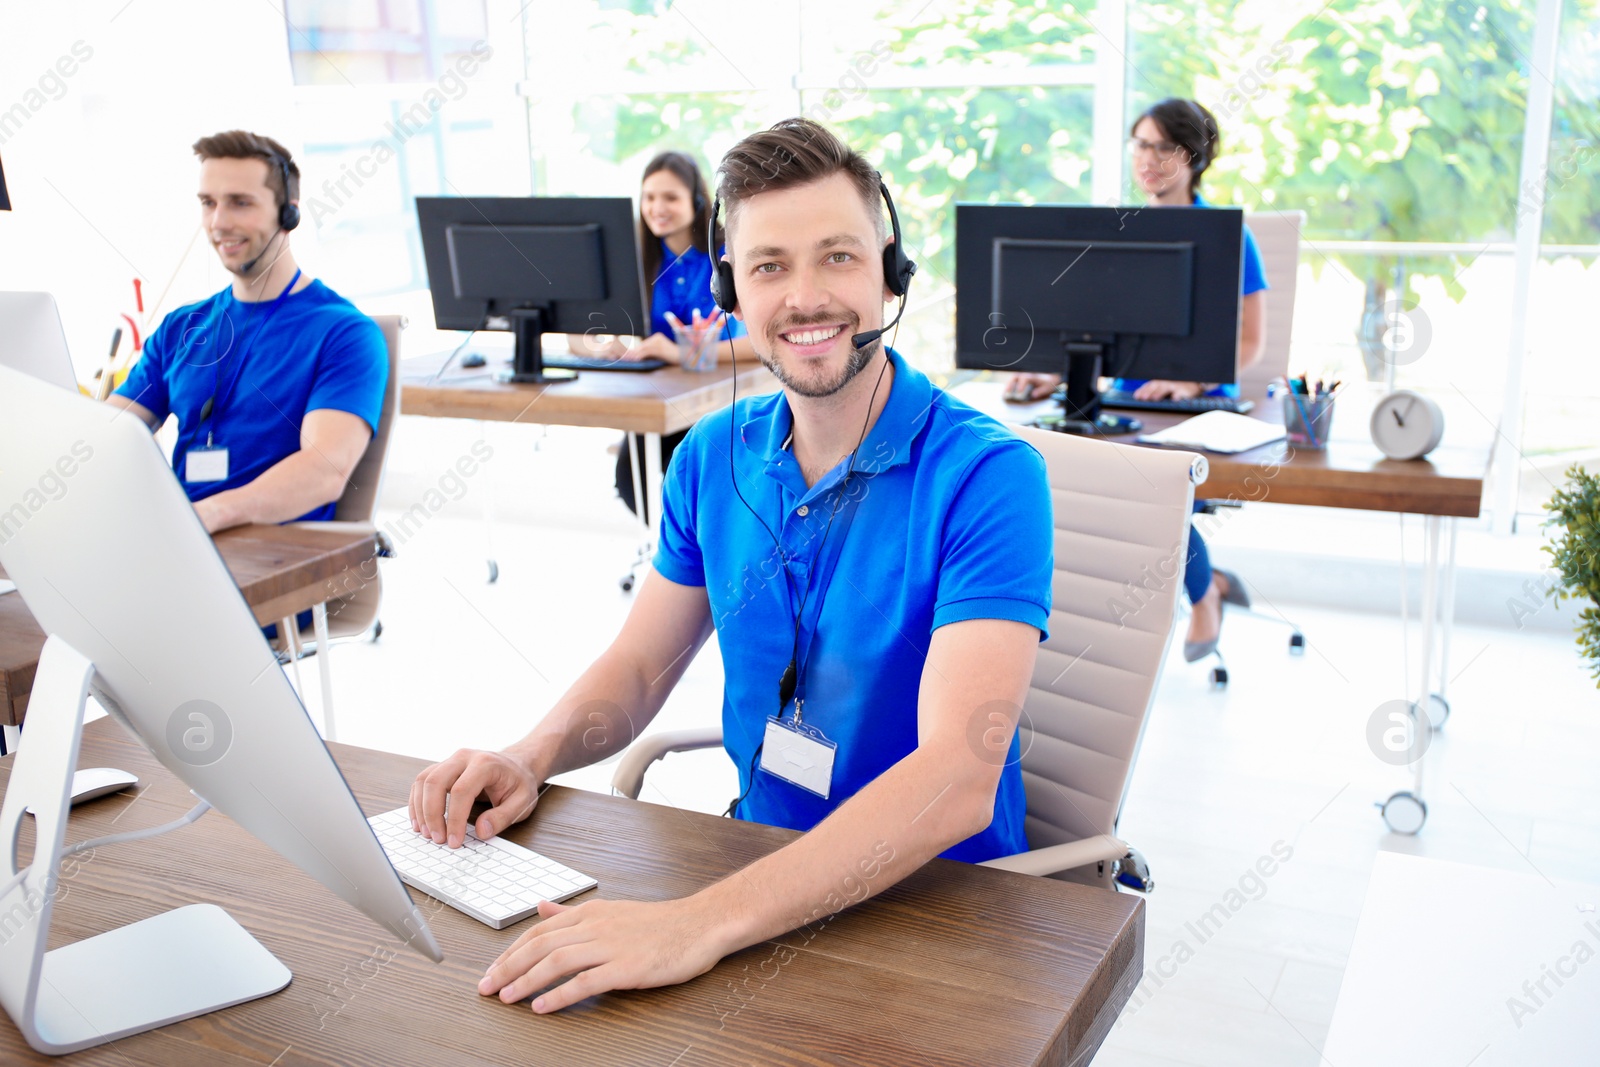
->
[0, 637, 290, 1055]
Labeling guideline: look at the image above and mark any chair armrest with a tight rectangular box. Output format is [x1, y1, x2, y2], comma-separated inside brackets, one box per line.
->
[610, 727, 725, 799]
[977, 834, 1127, 878]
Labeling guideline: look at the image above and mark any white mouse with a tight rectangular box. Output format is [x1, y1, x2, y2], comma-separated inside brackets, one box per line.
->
[25, 767, 139, 815]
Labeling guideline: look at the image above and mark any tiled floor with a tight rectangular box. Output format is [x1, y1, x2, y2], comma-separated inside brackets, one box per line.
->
[293, 415, 1600, 1067]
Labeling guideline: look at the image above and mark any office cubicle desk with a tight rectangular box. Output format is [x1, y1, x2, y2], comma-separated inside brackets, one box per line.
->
[0, 524, 376, 730]
[0, 718, 1145, 1066]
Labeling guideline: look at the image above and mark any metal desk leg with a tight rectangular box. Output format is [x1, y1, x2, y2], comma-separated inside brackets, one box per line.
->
[282, 616, 305, 696]
[313, 601, 336, 742]
[1428, 518, 1459, 729]
[479, 420, 499, 584]
[620, 433, 656, 593]
[1379, 514, 1441, 836]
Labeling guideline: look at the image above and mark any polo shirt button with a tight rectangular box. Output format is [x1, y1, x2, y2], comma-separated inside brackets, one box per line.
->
[797, 505, 809, 516]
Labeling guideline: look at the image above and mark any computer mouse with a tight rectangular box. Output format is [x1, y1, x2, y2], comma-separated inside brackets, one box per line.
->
[25, 767, 140, 814]
[460, 352, 487, 369]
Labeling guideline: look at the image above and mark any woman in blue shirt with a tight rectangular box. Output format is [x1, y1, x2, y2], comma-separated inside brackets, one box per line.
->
[569, 151, 753, 519]
[1007, 99, 1269, 661]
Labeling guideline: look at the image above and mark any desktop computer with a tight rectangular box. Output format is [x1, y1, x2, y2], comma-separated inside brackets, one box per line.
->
[0, 292, 78, 391]
[954, 204, 1245, 435]
[0, 365, 442, 1054]
[415, 196, 648, 384]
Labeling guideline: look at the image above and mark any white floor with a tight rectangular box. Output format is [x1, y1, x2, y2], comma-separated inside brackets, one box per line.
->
[292, 416, 1600, 1067]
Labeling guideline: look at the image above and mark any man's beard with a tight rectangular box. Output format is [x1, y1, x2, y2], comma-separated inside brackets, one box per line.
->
[756, 312, 877, 399]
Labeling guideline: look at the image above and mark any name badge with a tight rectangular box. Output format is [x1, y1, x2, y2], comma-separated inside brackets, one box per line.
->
[186, 445, 230, 483]
[760, 715, 836, 799]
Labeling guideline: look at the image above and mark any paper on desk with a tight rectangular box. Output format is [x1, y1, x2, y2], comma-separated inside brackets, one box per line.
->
[1137, 411, 1286, 454]
[0, 579, 15, 596]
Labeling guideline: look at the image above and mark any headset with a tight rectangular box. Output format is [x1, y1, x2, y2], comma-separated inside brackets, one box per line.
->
[241, 149, 300, 276]
[708, 173, 916, 339]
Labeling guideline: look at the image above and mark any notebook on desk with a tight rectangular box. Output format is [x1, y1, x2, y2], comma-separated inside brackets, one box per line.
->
[1137, 410, 1286, 454]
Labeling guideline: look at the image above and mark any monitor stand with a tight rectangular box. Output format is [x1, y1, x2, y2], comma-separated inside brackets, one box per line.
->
[1032, 344, 1142, 437]
[0, 636, 290, 1055]
[495, 308, 578, 385]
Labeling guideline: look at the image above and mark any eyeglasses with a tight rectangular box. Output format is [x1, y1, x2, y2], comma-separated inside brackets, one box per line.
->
[1127, 137, 1188, 162]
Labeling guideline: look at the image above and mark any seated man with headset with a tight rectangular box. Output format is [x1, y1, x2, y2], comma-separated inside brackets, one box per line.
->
[408, 118, 1054, 1012]
[106, 131, 387, 535]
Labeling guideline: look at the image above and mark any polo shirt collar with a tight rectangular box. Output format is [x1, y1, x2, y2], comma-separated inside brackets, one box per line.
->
[740, 347, 930, 482]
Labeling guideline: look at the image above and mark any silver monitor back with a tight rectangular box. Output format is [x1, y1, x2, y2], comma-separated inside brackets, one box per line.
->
[0, 292, 77, 391]
[0, 364, 441, 962]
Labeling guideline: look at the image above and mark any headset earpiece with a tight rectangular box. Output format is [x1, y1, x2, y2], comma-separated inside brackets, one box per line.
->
[708, 193, 738, 313]
[877, 178, 916, 298]
[273, 152, 299, 232]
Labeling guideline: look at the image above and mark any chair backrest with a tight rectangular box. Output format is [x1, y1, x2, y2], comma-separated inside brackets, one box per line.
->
[336, 314, 405, 523]
[1240, 210, 1304, 391]
[1013, 427, 1205, 862]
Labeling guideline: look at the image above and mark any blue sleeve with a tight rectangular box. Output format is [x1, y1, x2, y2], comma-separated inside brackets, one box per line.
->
[114, 319, 172, 422]
[651, 425, 706, 587]
[306, 314, 387, 433]
[933, 439, 1053, 640]
[1242, 226, 1268, 295]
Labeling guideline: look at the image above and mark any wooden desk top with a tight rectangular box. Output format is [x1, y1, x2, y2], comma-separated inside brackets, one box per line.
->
[0, 719, 1144, 1066]
[401, 352, 780, 434]
[0, 524, 374, 727]
[956, 380, 1495, 518]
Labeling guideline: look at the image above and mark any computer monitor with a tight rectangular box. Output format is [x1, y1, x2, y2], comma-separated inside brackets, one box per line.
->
[0, 154, 10, 211]
[416, 196, 647, 384]
[0, 292, 77, 391]
[955, 203, 1244, 435]
[0, 365, 441, 1053]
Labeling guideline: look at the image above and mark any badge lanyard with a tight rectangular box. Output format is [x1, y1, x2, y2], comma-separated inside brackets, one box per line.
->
[200, 268, 301, 448]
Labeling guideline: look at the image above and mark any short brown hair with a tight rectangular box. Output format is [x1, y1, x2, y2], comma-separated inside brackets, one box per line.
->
[1132, 99, 1220, 189]
[192, 130, 300, 207]
[715, 118, 883, 243]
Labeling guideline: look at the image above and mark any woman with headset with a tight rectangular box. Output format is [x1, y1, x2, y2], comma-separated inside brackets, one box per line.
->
[568, 151, 754, 520]
[1006, 98, 1269, 662]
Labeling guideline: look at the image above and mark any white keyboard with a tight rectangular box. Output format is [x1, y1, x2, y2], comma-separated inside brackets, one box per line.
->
[369, 807, 598, 930]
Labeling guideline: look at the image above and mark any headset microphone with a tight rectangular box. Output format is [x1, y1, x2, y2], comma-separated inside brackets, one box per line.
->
[240, 227, 280, 276]
[850, 293, 907, 352]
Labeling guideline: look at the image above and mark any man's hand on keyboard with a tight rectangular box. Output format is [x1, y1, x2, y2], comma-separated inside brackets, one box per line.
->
[478, 896, 727, 1013]
[409, 748, 541, 849]
[1132, 379, 1206, 400]
[623, 332, 676, 361]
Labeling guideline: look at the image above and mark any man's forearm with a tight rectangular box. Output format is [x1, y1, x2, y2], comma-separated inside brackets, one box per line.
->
[692, 747, 994, 956]
[196, 449, 348, 532]
[505, 647, 676, 784]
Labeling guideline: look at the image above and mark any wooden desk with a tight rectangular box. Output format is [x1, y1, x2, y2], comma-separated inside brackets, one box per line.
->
[402, 352, 780, 586]
[0, 718, 1144, 1066]
[0, 525, 375, 730]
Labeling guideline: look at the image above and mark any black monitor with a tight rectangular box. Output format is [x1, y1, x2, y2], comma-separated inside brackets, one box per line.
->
[955, 204, 1244, 435]
[416, 196, 647, 383]
[0, 153, 10, 211]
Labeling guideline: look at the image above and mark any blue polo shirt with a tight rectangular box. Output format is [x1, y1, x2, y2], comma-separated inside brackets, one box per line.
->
[1114, 192, 1269, 399]
[653, 349, 1053, 862]
[116, 280, 387, 522]
[650, 239, 747, 342]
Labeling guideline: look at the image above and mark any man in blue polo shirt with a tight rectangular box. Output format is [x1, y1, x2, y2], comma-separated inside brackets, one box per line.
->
[409, 118, 1053, 1013]
[107, 130, 386, 534]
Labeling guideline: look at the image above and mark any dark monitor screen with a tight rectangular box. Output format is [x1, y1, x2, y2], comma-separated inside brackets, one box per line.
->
[416, 196, 646, 383]
[0, 154, 10, 211]
[955, 203, 1243, 434]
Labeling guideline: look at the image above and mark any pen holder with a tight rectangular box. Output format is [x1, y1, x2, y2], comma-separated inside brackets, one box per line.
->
[1282, 394, 1335, 450]
[677, 331, 719, 372]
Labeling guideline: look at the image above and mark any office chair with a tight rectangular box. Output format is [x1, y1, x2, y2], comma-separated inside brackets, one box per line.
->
[611, 427, 1207, 892]
[1194, 210, 1308, 689]
[274, 314, 405, 731]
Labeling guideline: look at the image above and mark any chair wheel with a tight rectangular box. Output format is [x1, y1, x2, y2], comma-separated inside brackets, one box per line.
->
[1423, 693, 1450, 731]
[1289, 632, 1305, 654]
[1379, 791, 1427, 835]
[371, 620, 383, 641]
[1210, 666, 1228, 689]
[619, 574, 635, 592]
[487, 560, 499, 584]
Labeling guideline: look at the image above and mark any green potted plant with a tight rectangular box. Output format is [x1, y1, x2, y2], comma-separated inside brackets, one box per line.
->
[1545, 465, 1600, 684]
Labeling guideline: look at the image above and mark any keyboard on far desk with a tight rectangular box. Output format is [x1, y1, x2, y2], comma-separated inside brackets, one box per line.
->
[540, 353, 667, 372]
[369, 807, 598, 930]
[1098, 389, 1254, 415]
